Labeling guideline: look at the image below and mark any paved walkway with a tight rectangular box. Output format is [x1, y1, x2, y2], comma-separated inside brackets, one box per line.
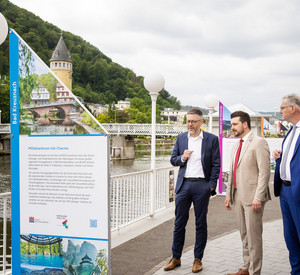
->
[152, 219, 290, 275]
[112, 191, 290, 275]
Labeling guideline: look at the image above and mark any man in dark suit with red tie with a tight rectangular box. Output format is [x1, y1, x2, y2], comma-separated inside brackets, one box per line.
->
[273, 94, 300, 275]
[164, 108, 220, 273]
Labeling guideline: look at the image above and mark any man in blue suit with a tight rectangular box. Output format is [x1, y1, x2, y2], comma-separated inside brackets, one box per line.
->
[164, 108, 220, 273]
[273, 94, 300, 275]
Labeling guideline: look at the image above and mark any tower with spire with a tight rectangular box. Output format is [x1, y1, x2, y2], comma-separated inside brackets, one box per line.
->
[50, 34, 73, 91]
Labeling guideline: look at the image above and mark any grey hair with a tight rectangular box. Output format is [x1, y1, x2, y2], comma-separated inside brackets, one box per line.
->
[283, 94, 300, 109]
[187, 108, 203, 119]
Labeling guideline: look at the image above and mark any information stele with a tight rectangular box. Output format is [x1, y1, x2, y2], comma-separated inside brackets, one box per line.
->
[10, 29, 110, 274]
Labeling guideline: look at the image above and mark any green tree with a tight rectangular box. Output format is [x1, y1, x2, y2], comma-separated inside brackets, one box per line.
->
[39, 73, 57, 101]
[0, 0, 182, 117]
[0, 77, 10, 123]
[183, 114, 187, 124]
[97, 113, 112, 123]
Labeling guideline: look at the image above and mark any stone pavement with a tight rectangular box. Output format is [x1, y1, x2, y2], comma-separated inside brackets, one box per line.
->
[111, 189, 289, 275]
[152, 220, 290, 275]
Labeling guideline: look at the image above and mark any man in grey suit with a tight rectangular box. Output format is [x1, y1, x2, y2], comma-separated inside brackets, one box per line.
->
[224, 111, 271, 275]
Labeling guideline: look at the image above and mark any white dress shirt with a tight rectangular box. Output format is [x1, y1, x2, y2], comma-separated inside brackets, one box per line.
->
[280, 121, 300, 181]
[184, 131, 205, 178]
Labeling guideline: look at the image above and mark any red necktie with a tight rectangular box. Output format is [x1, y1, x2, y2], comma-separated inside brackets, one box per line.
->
[233, 139, 243, 188]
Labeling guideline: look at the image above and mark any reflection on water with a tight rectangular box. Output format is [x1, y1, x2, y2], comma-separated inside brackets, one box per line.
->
[21, 254, 62, 268]
[22, 117, 88, 135]
[110, 153, 172, 175]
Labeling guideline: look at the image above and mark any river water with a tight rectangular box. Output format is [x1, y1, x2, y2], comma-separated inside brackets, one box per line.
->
[0, 148, 173, 193]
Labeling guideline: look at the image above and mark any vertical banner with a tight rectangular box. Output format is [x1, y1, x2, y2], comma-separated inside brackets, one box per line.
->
[218, 102, 223, 194]
[218, 102, 234, 194]
[10, 29, 110, 274]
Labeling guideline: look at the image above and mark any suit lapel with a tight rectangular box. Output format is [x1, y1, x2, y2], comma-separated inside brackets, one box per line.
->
[201, 131, 207, 160]
[282, 127, 292, 150]
[237, 132, 254, 166]
[183, 132, 188, 151]
[292, 132, 300, 160]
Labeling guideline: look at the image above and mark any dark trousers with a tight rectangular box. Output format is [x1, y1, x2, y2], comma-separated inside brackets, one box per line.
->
[172, 178, 211, 259]
[280, 184, 300, 275]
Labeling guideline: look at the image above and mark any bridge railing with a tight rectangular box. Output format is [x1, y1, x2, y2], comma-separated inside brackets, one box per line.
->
[0, 123, 187, 136]
[102, 123, 186, 136]
[0, 125, 10, 135]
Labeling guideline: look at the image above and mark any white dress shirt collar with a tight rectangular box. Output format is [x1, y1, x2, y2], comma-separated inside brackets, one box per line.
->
[188, 130, 204, 140]
[241, 131, 252, 143]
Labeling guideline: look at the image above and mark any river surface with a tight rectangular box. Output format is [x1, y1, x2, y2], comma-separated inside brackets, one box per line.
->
[0, 149, 173, 193]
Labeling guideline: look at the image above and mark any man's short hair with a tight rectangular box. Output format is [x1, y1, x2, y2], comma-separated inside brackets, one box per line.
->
[187, 108, 203, 119]
[231, 111, 251, 130]
[283, 94, 300, 110]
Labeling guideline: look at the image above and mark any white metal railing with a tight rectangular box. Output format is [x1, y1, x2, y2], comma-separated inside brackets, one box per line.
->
[102, 123, 186, 136]
[110, 166, 178, 231]
[0, 123, 186, 136]
[0, 166, 178, 271]
[0, 192, 11, 274]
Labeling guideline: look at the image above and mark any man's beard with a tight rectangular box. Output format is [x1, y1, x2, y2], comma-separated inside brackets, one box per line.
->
[234, 129, 244, 137]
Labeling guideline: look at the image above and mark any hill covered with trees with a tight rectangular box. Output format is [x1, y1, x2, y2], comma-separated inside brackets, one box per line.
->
[0, 0, 181, 123]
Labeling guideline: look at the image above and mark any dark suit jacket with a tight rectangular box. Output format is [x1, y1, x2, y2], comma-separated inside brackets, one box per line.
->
[171, 131, 220, 194]
[274, 126, 300, 203]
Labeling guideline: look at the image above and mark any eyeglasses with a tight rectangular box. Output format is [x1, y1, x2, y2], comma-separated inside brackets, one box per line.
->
[187, 120, 201, 124]
[280, 105, 292, 110]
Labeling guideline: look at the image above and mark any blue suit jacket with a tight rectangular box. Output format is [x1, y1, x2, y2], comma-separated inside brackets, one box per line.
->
[274, 126, 300, 203]
[171, 131, 220, 194]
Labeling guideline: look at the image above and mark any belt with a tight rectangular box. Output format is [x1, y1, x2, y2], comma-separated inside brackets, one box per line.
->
[184, 177, 205, 182]
[282, 180, 291, 186]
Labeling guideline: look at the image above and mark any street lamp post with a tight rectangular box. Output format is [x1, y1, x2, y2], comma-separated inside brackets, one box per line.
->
[204, 94, 219, 133]
[0, 14, 7, 275]
[144, 73, 165, 215]
[0, 13, 8, 128]
[0, 12, 8, 45]
[144, 73, 165, 170]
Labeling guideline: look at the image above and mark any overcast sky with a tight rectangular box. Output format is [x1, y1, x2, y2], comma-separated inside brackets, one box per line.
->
[8, 0, 300, 111]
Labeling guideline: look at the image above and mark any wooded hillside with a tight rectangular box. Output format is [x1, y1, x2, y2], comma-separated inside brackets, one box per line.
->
[0, 0, 181, 123]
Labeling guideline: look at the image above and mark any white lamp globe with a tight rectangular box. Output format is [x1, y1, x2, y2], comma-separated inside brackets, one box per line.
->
[204, 94, 219, 109]
[144, 73, 165, 94]
[0, 12, 8, 45]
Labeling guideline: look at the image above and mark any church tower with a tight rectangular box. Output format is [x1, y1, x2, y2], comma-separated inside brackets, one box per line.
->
[50, 35, 73, 91]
